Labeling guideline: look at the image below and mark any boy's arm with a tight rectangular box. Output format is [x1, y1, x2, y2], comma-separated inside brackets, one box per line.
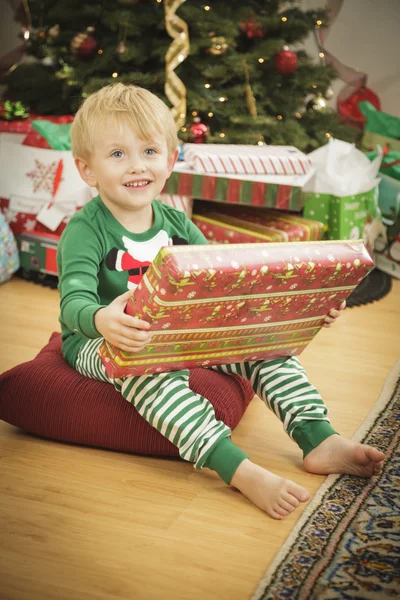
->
[58, 222, 105, 338]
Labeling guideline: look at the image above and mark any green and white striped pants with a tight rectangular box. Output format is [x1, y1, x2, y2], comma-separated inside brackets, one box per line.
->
[75, 338, 334, 476]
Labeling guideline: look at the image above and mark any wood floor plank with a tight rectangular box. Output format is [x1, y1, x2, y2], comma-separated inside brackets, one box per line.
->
[0, 276, 399, 599]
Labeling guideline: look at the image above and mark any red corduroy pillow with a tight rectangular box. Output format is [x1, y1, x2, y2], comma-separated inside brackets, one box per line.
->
[0, 333, 253, 456]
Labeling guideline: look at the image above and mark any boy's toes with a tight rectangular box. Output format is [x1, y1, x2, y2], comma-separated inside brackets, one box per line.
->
[278, 499, 296, 513]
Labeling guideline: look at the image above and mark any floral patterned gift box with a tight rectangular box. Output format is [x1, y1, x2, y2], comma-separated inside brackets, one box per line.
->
[99, 240, 373, 378]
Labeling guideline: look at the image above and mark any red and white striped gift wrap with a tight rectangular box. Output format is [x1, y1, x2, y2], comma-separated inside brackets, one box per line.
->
[183, 144, 312, 176]
[156, 193, 193, 217]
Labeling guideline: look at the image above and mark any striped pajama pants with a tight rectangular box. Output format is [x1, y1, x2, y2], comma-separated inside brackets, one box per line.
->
[75, 338, 333, 473]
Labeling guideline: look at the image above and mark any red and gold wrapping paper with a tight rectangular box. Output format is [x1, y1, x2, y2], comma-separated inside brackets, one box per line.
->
[162, 169, 303, 211]
[99, 240, 374, 378]
[194, 203, 324, 242]
[192, 212, 286, 244]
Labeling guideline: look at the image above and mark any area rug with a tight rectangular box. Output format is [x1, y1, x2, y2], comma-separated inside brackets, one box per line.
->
[252, 358, 400, 600]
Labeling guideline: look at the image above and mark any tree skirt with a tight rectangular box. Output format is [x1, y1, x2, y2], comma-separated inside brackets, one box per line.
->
[252, 358, 400, 600]
[346, 267, 392, 307]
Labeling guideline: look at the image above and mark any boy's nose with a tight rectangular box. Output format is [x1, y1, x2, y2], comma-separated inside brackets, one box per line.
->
[129, 162, 146, 174]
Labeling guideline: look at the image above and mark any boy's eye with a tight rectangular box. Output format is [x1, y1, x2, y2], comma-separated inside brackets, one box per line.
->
[111, 150, 124, 158]
[144, 148, 156, 156]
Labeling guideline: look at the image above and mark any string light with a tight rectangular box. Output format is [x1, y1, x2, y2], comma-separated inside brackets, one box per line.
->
[97, 49, 103, 54]
[295, 112, 302, 118]
[204, 83, 211, 88]
[204, 5, 211, 10]
[319, 52, 325, 58]
[257, 141, 264, 146]
[219, 96, 227, 102]
[112, 72, 118, 78]
[180, 113, 185, 119]
[277, 115, 283, 120]
[208, 112, 214, 117]
[316, 19, 323, 26]
[281, 16, 287, 22]
[156, 0, 162, 3]
[219, 132, 225, 138]
[178, 53, 185, 62]
[325, 132, 331, 138]
[23, 28, 30, 40]
[258, 58, 264, 63]
[312, 84, 317, 89]
[192, 111, 198, 116]
[181, 126, 187, 132]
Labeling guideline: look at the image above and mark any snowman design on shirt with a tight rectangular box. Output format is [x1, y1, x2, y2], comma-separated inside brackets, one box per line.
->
[105, 230, 188, 290]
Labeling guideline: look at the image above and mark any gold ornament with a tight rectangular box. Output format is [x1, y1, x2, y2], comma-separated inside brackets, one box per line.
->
[164, 0, 190, 129]
[243, 60, 257, 117]
[116, 41, 127, 55]
[307, 93, 328, 113]
[207, 36, 228, 56]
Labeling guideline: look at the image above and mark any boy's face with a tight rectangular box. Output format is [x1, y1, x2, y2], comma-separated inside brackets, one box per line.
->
[75, 118, 177, 224]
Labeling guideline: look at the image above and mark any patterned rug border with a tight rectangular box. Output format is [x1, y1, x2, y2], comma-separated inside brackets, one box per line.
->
[251, 357, 400, 600]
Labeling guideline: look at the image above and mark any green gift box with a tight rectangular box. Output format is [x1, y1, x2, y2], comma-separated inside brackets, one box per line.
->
[302, 185, 380, 241]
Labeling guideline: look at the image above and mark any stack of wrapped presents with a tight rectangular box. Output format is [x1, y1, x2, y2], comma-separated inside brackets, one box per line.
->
[1, 112, 398, 281]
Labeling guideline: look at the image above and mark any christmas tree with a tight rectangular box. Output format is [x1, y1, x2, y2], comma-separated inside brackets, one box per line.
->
[2, 0, 358, 151]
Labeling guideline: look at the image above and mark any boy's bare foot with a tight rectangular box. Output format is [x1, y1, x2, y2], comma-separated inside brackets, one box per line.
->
[303, 434, 385, 478]
[230, 459, 310, 519]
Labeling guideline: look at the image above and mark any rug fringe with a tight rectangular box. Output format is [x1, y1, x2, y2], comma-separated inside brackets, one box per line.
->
[251, 357, 400, 600]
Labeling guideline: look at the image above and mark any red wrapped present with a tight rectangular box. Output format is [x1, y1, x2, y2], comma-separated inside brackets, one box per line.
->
[192, 212, 286, 244]
[195, 202, 324, 242]
[156, 194, 193, 217]
[0, 114, 73, 134]
[162, 165, 311, 211]
[99, 240, 373, 378]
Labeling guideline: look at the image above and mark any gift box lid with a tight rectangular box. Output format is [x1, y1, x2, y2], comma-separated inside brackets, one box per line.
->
[99, 240, 373, 377]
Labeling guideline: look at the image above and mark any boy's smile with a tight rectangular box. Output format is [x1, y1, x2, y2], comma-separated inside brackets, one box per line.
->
[76, 117, 177, 231]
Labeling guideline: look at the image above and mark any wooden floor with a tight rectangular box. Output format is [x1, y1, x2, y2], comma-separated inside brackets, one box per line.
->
[0, 276, 399, 600]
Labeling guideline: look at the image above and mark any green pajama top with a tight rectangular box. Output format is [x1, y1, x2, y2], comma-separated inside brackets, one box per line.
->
[57, 195, 208, 368]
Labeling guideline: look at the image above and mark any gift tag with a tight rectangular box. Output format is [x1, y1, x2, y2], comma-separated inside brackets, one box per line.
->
[36, 202, 66, 231]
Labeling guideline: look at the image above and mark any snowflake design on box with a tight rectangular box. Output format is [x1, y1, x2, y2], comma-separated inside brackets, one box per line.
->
[3, 207, 18, 223]
[24, 218, 37, 231]
[27, 159, 58, 194]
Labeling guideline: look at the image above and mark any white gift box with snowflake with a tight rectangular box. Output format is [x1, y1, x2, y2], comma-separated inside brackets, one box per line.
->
[0, 139, 92, 225]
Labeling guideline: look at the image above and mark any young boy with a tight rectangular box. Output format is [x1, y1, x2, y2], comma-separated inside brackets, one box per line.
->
[58, 83, 384, 519]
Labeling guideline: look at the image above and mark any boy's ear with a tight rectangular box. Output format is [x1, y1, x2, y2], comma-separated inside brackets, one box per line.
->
[74, 157, 97, 187]
[167, 148, 179, 176]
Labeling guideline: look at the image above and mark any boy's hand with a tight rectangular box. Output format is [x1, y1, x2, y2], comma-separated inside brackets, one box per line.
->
[95, 290, 152, 352]
[323, 300, 346, 327]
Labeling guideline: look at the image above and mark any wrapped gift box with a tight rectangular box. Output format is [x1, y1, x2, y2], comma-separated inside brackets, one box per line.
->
[99, 240, 373, 378]
[192, 212, 286, 244]
[156, 194, 193, 217]
[163, 163, 312, 211]
[195, 202, 323, 242]
[183, 144, 312, 176]
[0, 139, 92, 236]
[0, 114, 73, 134]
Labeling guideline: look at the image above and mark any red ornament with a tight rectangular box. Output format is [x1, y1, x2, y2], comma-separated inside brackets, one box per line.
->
[338, 87, 381, 130]
[71, 32, 97, 59]
[240, 18, 264, 39]
[190, 117, 208, 144]
[274, 48, 298, 75]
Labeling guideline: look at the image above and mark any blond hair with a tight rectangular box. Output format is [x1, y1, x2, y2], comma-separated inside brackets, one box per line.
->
[71, 83, 179, 158]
